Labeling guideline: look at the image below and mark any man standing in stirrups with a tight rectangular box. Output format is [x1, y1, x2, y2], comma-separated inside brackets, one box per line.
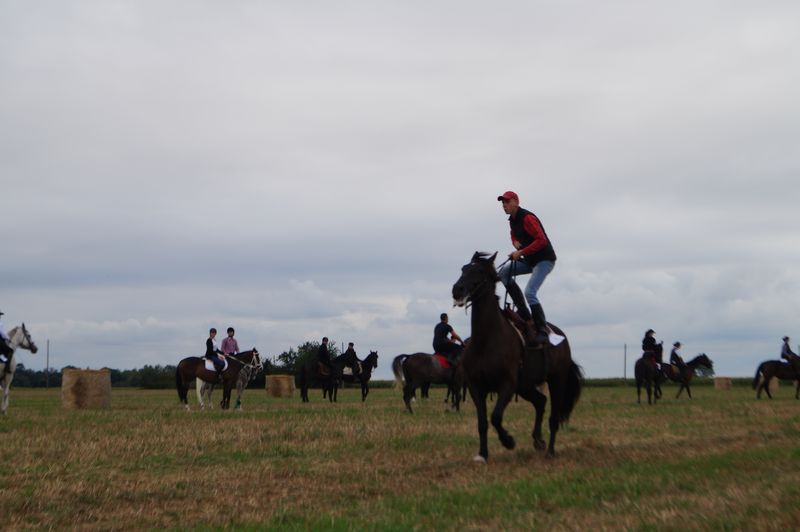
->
[496, 190, 557, 347]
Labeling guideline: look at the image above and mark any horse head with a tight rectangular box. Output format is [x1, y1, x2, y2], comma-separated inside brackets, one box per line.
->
[12, 324, 38, 354]
[249, 348, 262, 371]
[366, 351, 379, 369]
[694, 353, 713, 371]
[452, 252, 499, 307]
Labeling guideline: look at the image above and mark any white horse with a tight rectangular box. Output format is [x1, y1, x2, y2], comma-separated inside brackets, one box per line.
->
[1, 324, 39, 415]
[197, 349, 263, 410]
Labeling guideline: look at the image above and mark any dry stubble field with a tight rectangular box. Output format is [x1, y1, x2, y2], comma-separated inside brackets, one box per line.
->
[1, 382, 799, 530]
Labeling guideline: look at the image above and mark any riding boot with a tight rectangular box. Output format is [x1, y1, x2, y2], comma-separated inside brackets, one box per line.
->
[506, 281, 532, 321]
[530, 303, 549, 345]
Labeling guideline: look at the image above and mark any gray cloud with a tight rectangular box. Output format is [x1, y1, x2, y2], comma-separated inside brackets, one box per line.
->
[3, 1, 800, 379]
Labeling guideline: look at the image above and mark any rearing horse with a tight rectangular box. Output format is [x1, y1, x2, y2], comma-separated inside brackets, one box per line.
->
[1, 324, 39, 415]
[175, 349, 260, 410]
[661, 353, 713, 398]
[452, 252, 583, 461]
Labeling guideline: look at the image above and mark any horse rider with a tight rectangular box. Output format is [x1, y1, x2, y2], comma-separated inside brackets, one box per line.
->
[670, 341, 687, 376]
[433, 313, 463, 365]
[221, 327, 240, 356]
[344, 342, 360, 375]
[318, 336, 332, 374]
[0, 311, 13, 376]
[642, 329, 662, 368]
[205, 328, 226, 377]
[496, 191, 557, 346]
[781, 337, 800, 374]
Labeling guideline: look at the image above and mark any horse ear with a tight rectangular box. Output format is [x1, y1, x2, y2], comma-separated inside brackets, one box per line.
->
[489, 252, 498, 263]
[471, 251, 481, 262]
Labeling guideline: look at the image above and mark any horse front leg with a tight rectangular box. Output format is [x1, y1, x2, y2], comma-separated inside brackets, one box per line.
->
[490, 386, 516, 451]
[676, 384, 684, 398]
[686, 384, 692, 399]
[1, 378, 9, 415]
[468, 384, 489, 462]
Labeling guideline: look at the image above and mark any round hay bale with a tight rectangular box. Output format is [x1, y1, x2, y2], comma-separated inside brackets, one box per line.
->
[62, 368, 112, 409]
[714, 377, 732, 390]
[266, 374, 295, 398]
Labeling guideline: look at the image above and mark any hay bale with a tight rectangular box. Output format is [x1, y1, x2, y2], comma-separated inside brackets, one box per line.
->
[62, 368, 112, 409]
[266, 374, 295, 398]
[714, 377, 732, 390]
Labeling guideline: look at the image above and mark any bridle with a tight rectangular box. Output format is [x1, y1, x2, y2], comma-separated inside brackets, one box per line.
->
[456, 258, 503, 310]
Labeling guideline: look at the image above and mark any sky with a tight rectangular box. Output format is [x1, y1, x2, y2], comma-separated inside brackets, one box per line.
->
[2, 1, 799, 380]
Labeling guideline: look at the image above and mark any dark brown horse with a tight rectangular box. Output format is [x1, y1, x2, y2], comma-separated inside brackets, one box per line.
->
[661, 353, 713, 399]
[298, 351, 359, 403]
[175, 349, 260, 410]
[391, 353, 461, 413]
[341, 351, 379, 401]
[452, 252, 583, 461]
[634, 355, 664, 405]
[753, 353, 800, 399]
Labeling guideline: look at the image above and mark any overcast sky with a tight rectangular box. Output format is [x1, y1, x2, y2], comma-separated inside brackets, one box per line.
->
[2, 1, 799, 380]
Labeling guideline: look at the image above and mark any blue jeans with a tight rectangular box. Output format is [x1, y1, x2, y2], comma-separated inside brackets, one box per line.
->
[498, 260, 554, 306]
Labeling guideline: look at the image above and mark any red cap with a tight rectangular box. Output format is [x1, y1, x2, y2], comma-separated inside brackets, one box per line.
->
[497, 191, 519, 202]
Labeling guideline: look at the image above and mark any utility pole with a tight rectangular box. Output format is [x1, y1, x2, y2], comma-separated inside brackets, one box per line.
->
[46, 339, 50, 388]
[623, 343, 627, 381]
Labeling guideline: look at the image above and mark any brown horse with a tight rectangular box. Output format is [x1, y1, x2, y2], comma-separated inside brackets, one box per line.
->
[452, 252, 583, 461]
[752, 353, 800, 399]
[175, 349, 260, 410]
[661, 353, 713, 399]
[392, 352, 462, 413]
[341, 351, 379, 402]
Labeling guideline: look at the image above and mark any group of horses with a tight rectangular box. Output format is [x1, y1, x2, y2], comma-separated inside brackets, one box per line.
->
[5, 252, 800, 465]
[175, 346, 380, 410]
[634, 347, 715, 404]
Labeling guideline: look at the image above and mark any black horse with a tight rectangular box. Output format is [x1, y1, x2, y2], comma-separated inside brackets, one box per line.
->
[753, 353, 800, 399]
[341, 351, 379, 401]
[635, 356, 664, 405]
[297, 350, 358, 403]
[452, 252, 583, 461]
[391, 353, 462, 414]
[661, 353, 713, 399]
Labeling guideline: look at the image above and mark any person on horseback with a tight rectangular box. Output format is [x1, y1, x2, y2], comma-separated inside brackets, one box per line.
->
[221, 327, 240, 356]
[781, 336, 797, 360]
[642, 329, 662, 368]
[670, 341, 687, 377]
[0, 311, 13, 376]
[433, 313, 464, 364]
[496, 191, 557, 346]
[205, 328, 226, 378]
[318, 336, 332, 374]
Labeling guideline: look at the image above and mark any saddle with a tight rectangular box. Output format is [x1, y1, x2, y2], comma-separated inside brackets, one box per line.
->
[503, 308, 549, 384]
[431, 353, 451, 370]
[318, 362, 331, 377]
[204, 358, 228, 373]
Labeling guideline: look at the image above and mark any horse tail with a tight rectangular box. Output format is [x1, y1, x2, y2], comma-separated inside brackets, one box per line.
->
[392, 355, 408, 389]
[752, 363, 764, 390]
[558, 361, 584, 424]
[175, 365, 187, 402]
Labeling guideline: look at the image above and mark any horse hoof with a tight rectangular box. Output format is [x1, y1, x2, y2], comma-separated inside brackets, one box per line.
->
[501, 435, 516, 450]
[472, 455, 487, 464]
[534, 439, 546, 451]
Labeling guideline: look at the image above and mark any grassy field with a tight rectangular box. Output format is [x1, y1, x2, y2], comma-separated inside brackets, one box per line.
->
[1, 382, 799, 530]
